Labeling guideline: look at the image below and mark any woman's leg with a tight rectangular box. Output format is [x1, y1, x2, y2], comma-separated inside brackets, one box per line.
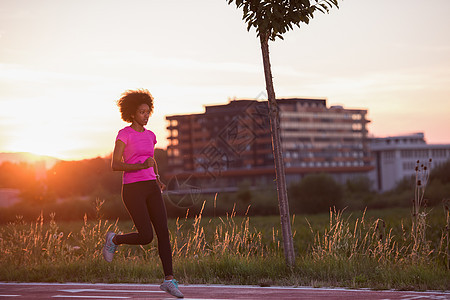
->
[146, 181, 173, 277]
[114, 181, 154, 245]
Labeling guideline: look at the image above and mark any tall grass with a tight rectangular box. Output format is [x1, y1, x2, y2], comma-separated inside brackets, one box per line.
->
[444, 199, 450, 269]
[309, 208, 446, 266]
[171, 202, 279, 258]
[411, 159, 433, 260]
[0, 199, 120, 265]
[0, 197, 448, 290]
[310, 159, 448, 268]
[310, 208, 398, 263]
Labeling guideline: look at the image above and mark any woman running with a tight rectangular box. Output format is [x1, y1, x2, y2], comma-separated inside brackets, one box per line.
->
[102, 89, 183, 298]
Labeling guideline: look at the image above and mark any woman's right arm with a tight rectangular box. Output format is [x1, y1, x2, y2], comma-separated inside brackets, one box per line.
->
[111, 140, 153, 171]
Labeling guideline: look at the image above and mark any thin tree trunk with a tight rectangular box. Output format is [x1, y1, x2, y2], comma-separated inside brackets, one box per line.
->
[259, 32, 295, 267]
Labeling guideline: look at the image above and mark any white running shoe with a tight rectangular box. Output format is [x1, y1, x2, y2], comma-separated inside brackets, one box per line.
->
[160, 279, 184, 298]
[102, 231, 117, 262]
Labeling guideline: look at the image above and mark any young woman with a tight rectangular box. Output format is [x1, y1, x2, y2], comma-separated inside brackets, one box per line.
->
[102, 89, 183, 298]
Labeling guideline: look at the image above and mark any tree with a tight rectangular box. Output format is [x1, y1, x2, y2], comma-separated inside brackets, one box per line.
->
[227, 0, 339, 267]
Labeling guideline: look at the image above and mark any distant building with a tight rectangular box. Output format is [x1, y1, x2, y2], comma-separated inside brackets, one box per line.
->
[369, 133, 450, 192]
[165, 98, 373, 193]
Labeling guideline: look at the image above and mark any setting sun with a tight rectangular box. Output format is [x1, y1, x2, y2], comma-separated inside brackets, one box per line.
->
[3, 97, 88, 159]
[7, 131, 74, 160]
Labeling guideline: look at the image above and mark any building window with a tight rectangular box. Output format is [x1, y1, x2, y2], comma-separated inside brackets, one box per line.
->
[414, 150, 428, 158]
[352, 123, 362, 130]
[432, 149, 447, 158]
[401, 150, 413, 158]
[383, 151, 395, 159]
[403, 161, 416, 171]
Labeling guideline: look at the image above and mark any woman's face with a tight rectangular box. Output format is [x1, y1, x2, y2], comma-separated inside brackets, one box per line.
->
[132, 103, 151, 126]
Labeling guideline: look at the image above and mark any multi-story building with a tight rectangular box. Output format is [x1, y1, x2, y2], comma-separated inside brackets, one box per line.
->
[165, 98, 373, 193]
[370, 133, 450, 192]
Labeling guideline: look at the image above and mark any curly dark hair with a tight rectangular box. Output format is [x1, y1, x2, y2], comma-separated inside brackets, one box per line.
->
[117, 89, 154, 123]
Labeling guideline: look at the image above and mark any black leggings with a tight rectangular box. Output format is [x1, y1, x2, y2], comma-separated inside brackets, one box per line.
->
[114, 180, 173, 276]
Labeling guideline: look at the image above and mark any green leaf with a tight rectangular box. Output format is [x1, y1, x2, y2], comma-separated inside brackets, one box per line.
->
[227, 0, 340, 41]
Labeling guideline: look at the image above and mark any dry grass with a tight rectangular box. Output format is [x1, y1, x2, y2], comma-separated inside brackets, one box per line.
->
[0, 197, 448, 290]
[171, 202, 278, 258]
[310, 208, 399, 263]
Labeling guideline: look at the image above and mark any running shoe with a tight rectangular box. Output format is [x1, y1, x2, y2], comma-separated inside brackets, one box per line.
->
[160, 279, 184, 298]
[102, 231, 117, 262]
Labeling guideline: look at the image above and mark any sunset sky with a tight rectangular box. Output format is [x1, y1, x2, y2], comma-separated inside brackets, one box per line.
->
[1, 0, 449, 160]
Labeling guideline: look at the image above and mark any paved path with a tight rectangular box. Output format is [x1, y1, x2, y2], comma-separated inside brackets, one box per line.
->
[0, 282, 448, 299]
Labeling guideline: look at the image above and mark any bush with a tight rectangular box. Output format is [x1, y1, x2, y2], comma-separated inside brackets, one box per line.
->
[379, 159, 450, 209]
[430, 159, 450, 184]
[424, 180, 450, 207]
[289, 173, 343, 214]
[343, 176, 377, 210]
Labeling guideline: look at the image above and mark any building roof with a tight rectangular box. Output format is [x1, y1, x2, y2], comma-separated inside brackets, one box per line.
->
[370, 132, 450, 150]
[166, 98, 334, 119]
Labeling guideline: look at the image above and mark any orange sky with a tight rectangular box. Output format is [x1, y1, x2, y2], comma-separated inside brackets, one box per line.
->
[1, 0, 449, 160]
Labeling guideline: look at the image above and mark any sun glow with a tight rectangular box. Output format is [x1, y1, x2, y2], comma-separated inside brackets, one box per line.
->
[7, 127, 74, 160]
[1, 84, 124, 160]
[1, 1, 449, 161]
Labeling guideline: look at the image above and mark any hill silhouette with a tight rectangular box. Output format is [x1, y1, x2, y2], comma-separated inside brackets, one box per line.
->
[0, 152, 60, 168]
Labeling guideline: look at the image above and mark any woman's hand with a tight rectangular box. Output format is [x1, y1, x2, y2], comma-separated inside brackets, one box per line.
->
[142, 157, 156, 169]
[112, 141, 158, 172]
[157, 176, 166, 192]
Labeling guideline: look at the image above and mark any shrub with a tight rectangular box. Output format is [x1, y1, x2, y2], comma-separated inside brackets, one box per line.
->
[430, 159, 450, 184]
[343, 176, 377, 210]
[289, 173, 343, 214]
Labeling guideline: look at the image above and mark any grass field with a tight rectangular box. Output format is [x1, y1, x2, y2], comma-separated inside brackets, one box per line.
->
[0, 201, 449, 291]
